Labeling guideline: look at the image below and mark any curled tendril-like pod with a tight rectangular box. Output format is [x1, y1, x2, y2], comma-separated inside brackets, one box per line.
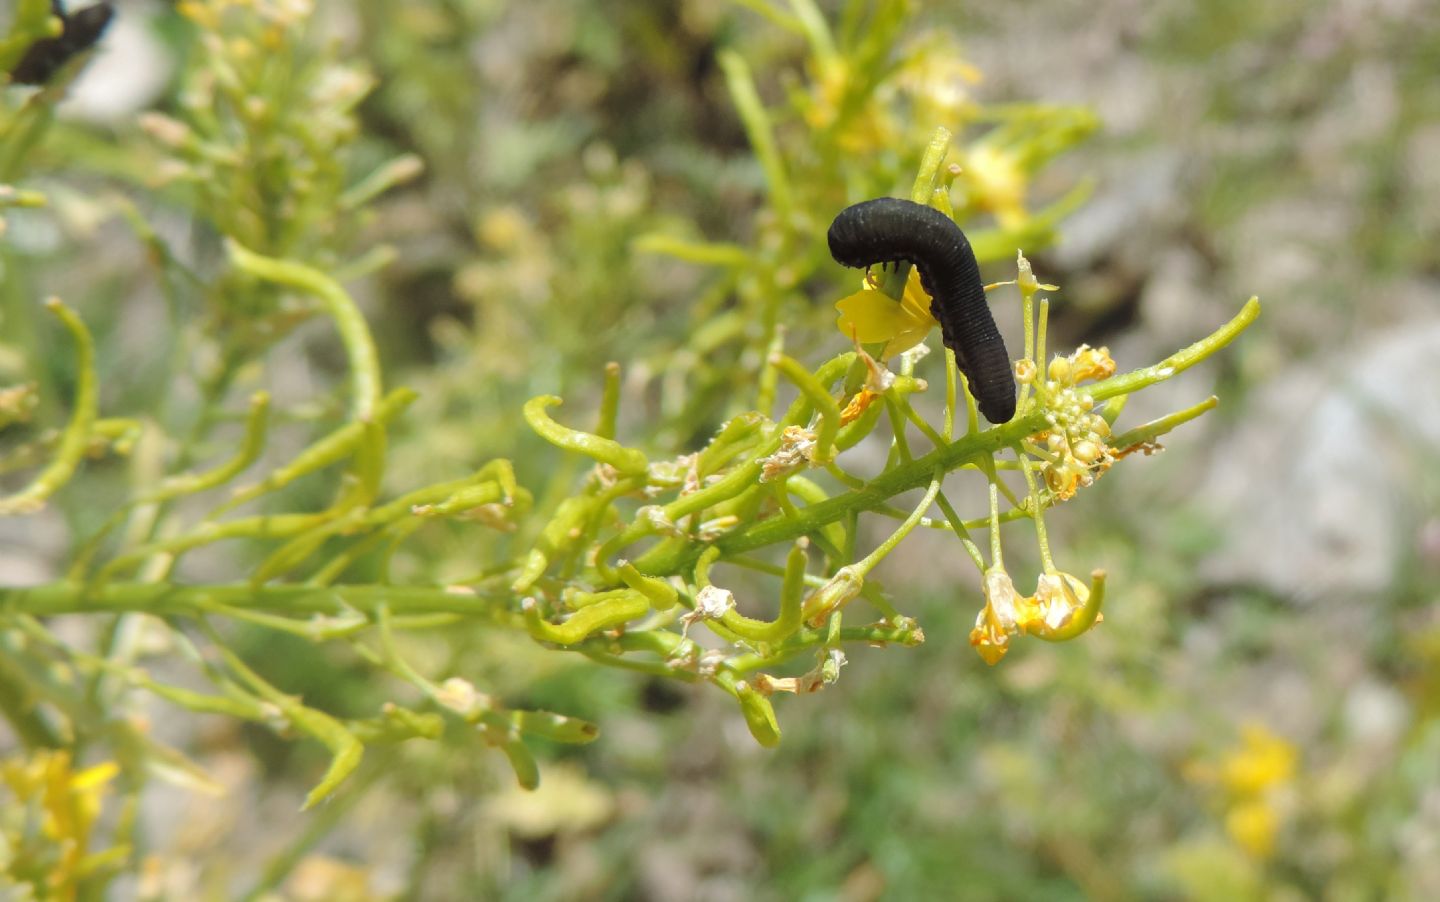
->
[717, 540, 808, 644]
[147, 392, 271, 503]
[0, 299, 96, 516]
[509, 709, 600, 745]
[617, 561, 678, 611]
[521, 591, 650, 646]
[715, 670, 781, 748]
[523, 395, 648, 476]
[769, 354, 841, 463]
[214, 388, 417, 516]
[225, 240, 383, 423]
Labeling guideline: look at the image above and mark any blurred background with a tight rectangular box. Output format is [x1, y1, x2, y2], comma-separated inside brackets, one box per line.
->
[2, 0, 1438, 898]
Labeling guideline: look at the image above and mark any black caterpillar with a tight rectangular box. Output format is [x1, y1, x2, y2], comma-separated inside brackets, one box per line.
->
[7, 1, 114, 86]
[828, 197, 1016, 423]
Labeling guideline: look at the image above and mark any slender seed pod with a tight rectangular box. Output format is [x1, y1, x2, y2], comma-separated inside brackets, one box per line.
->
[828, 197, 1016, 423]
[8, 2, 114, 86]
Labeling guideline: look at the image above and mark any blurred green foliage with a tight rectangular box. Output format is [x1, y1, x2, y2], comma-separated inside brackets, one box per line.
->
[1, 1, 1437, 900]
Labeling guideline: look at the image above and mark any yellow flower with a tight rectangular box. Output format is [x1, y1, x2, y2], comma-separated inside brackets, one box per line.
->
[1226, 799, 1280, 859]
[1185, 723, 1298, 861]
[1220, 724, 1296, 797]
[962, 144, 1028, 229]
[834, 269, 938, 360]
[1, 751, 123, 897]
[896, 40, 983, 125]
[803, 62, 895, 155]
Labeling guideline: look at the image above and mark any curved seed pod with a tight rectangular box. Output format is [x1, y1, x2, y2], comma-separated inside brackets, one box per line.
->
[827, 197, 1016, 423]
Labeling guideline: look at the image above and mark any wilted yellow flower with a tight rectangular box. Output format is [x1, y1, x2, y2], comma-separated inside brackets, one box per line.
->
[834, 269, 938, 360]
[970, 567, 1104, 664]
[968, 567, 1025, 665]
[1049, 344, 1115, 385]
[839, 388, 880, 425]
[1023, 571, 1091, 635]
[758, 425, 819, 483]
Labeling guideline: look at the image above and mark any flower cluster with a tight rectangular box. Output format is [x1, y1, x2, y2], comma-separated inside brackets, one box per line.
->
[1, 751, 122, 897]
[1024, 344, 1118, 501]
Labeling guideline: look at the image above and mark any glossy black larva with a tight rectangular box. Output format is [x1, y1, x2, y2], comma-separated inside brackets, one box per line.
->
[827, 197, 1016, 424]
[8, 1, 115, 87]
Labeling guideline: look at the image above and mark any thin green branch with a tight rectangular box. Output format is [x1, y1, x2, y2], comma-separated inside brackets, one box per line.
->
[1089, 297, 1261, 402]
[0, 300, 97, 515]
[0, 582, 515, 621]
[225, 240, 383, 423]
[1110, 396, 1220, 450]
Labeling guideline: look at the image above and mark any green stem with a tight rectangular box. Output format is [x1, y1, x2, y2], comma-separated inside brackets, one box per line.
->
[0, 300, 97, 515]
[1089, 298, 1260, 402]
[0, 582, 517, 620]
[596, 362, 622, 439]
[1016, 446, 1056, 572]
[853, 473, 943, 577]
[1110, 396, 1219, 450]
[718, 50, 793, 216]
[225, 240, 383, 423]
[634, 406, 1049, 574]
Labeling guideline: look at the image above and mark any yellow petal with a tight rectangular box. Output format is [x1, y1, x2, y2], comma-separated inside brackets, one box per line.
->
[835, 270, 938, 360]
[1226, 799, 1279, 859]
[969, 621, 1010, 665]
[71, 762, 120, 792]
[1221, 725, 1297, 795]
[835, 289, 913, 345]
[880, 325, 932, 359]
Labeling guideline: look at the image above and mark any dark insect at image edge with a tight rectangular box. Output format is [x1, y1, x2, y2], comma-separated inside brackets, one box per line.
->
[6, 1, 115, 87]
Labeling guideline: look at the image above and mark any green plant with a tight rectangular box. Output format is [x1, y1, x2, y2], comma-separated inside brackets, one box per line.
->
[1, 0, 1260, 896]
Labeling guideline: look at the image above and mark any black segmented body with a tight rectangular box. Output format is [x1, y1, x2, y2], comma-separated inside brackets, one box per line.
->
[827, 197, 1016, 423]
[8, 2, 114, 86]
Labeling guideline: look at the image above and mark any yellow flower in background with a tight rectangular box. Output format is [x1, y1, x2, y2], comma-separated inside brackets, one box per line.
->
[834, 269, 938, 359]
[1221, 724, 1297, 797]
[897, 44, 984, 126]
[802, 59, 897, 156]
[1185, 723, 1298, 861]
[2, 750, 124, 897]
[962, 144, 1029, 229]
[1225, 799, 1280, 860]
